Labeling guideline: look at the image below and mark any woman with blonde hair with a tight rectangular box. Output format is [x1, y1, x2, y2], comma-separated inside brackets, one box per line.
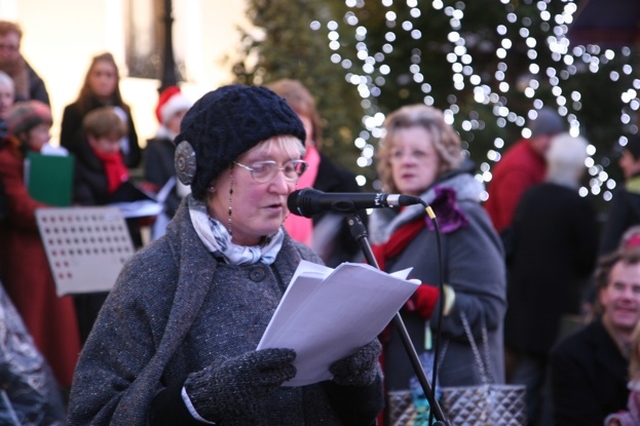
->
[369, 103, 506, 425]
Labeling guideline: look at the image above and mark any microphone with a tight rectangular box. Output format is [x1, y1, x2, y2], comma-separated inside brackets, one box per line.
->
[287, 188, 423, 218]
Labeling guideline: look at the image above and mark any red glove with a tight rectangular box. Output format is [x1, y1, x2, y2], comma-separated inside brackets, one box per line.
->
[406, 284, 440, 319]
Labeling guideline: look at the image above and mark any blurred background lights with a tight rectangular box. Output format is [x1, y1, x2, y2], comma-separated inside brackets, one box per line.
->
[320, 0, 637, 198]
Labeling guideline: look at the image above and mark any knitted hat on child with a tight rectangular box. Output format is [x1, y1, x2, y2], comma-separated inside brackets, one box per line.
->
[155, 86, 192, 124]
[7, 100, 52, 135]
[174, 84, 306, 200]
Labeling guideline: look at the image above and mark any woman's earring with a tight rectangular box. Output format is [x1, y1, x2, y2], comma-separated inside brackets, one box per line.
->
[208, 185, 216, 193]
[227, 174, 234, 236]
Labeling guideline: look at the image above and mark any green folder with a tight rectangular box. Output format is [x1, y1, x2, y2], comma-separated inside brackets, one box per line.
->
[25, 152, 75, 207]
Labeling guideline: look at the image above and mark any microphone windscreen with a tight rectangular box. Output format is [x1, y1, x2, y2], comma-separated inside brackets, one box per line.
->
[287, 188, 318, 218]
[287, 189, 302, 213]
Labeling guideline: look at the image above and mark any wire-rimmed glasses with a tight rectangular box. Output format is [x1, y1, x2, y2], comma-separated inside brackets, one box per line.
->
[233, 159, 308, 183]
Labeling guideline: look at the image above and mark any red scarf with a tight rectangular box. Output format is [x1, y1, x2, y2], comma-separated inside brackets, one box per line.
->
[372, 218, 425, 271]
[91, 147, 129, 193]
[371, 217, 440, 319]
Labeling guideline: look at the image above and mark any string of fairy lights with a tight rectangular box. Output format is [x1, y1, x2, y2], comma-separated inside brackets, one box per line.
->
[310, 0, 639, 202]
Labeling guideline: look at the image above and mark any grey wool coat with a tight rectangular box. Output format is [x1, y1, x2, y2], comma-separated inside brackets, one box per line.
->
[369, 171, 507, 390]
[68, 199, 382, 425]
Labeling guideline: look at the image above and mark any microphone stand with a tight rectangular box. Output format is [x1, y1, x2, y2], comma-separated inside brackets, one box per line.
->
[346, 213, 450, 426]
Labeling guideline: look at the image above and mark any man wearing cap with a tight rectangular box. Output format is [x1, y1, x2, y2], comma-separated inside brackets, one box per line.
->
[600, 135, 640, 255]
[484, 107, 565, 234]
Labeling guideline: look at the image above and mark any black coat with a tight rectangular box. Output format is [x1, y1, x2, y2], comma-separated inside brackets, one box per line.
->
[72, 138, 142, 248]
[504, 183, 599, 355]
[73, 138, 113, 206]
[550, 320, 628, 426]
[143, 137, 181, 218]
[72, 137, 142, 343]
[311, 153, 367, 267]
[60, 97, 141, 168]
[599, 174, 640, 255]
[13, 62, 50, 105]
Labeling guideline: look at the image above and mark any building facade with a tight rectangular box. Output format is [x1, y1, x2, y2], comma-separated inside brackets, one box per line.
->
[0, 0, 248, 146]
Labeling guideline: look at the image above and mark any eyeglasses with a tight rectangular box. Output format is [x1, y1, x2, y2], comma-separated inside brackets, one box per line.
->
[233, 159, 307, 183]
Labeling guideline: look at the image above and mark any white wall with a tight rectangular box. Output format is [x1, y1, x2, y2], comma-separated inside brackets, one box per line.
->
[0, 0, 249, 147]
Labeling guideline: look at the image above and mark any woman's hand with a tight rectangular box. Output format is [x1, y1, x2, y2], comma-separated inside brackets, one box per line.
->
[329, 339, 382, 386]
[184, 348, 296, 423]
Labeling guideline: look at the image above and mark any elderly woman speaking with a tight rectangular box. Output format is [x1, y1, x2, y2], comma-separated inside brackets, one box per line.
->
[68, 85, 383, 425]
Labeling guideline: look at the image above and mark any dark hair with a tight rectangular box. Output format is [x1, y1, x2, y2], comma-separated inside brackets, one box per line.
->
[592, 247, 640, 316]
[75, 52, 129, 116]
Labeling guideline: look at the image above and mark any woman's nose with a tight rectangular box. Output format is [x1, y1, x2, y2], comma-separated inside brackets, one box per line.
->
[269, 168, 291, 193]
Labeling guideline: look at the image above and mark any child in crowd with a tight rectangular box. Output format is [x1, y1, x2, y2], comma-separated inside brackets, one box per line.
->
[72, 106, 140, 344]
[0, 101, 81, 389]
[73, 106, 130, 207]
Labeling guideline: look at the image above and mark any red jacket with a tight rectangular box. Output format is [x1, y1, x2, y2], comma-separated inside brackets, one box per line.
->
[484, 139, 546, 232]
[0, 141, 81, 388]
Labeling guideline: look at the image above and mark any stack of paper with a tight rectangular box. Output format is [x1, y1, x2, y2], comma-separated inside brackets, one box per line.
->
[258, 260, 419, 386]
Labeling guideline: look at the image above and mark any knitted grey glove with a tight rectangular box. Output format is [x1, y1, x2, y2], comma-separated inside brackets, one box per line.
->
[184, 348, 296, 424]
[329, 339, 382, 386]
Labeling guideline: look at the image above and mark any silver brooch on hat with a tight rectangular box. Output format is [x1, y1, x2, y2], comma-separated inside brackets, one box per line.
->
[174, 140, 197, 185]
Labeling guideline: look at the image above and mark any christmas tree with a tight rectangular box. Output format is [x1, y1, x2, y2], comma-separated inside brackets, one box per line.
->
[232, 0, 638, 209]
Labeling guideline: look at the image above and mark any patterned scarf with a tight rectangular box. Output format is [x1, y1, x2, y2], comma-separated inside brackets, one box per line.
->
[188, 197, 284, 265]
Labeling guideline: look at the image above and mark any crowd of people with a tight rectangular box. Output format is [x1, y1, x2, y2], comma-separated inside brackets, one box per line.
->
[0, 18, 639, 426]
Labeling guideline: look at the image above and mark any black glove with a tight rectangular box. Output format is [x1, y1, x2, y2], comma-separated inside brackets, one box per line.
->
[329, 339, 382, 387]
[184, 348, 296, 424]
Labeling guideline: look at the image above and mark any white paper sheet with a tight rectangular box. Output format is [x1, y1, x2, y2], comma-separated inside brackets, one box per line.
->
[257, 260, 418, 386]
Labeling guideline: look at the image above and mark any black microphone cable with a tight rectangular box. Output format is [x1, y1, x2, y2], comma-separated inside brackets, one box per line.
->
[419, 201, 446, 426]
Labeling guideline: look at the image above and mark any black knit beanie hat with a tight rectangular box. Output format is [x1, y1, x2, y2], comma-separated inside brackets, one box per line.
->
[174, 84, 306, 200]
